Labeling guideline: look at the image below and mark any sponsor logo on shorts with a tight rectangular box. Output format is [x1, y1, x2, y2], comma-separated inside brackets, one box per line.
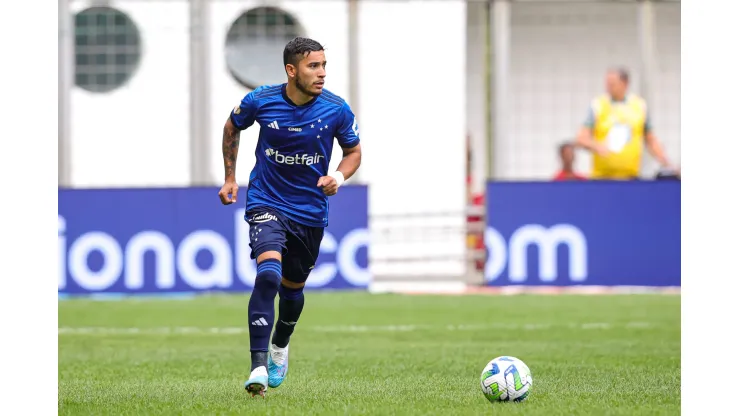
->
[251, 212, 278, 223]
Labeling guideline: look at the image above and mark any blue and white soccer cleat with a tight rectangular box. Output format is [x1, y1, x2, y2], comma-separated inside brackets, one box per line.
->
[267, 344, 290, 388]
[244, 366, 269, 397]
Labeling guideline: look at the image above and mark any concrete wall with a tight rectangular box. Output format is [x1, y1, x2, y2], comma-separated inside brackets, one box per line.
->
[70, 0, 191, 188]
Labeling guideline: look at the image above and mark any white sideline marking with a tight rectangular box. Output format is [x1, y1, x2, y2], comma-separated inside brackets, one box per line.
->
[58, 322, 657, 335]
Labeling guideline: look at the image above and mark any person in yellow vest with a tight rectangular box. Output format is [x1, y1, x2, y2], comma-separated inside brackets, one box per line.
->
[576, 67, 678, 180]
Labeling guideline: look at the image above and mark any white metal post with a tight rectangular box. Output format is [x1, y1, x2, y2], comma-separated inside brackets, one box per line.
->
[347, 0, 362, 184]
[638, 0, 658, 176]
[189, 0, 212, 185]
[466, 0, 489, 196]
[490, 0, 511, 180]
[58, 0, 73, 186]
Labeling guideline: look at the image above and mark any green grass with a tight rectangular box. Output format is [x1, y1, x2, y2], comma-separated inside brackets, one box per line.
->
[58, 292, 680, 415]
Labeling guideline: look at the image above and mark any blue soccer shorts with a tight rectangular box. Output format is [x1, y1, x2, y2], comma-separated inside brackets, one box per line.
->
[245, 206, 324, 284]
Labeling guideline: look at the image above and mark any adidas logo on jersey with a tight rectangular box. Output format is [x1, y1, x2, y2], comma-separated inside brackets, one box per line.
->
[267, 121, 279, 129]
[264, 149, 325, 166]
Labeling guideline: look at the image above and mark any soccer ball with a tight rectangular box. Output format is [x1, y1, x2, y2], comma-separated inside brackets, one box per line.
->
[480, 356, 533, 402]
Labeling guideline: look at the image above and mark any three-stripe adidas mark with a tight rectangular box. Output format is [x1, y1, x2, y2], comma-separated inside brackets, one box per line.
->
[251, 317, 269, 326]
[267, 121, 279, 130]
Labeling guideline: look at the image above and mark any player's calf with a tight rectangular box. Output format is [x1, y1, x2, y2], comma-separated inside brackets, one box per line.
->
[245, 256, 282, 394]
[272, 281, 305, 348]
[268, 281, 304, 388]
[248, 258, 281, 364]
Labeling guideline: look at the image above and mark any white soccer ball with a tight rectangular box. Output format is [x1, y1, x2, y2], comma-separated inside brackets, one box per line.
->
[480, 356, 533, 402]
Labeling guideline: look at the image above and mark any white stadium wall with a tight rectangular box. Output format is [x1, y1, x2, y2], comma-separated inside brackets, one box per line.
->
[357, 0, 467, 217]
[69, 0, 191, 188]
[358, 0, 468, 279]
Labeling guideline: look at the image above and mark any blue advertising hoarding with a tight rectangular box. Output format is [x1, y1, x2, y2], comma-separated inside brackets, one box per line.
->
[484, 181, 680, 287]
[58, 186, 369, 295]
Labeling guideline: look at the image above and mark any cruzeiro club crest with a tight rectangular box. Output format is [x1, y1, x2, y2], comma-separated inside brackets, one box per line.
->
[352, 117, 360, 137]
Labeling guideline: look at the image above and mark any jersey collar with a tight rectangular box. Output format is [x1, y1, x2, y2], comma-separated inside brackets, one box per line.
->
[281, 83, 320, 107]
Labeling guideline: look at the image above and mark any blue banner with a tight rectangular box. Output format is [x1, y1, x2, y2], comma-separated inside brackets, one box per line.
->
[484, 181, 680, 287]
[58, 186, 369, 295]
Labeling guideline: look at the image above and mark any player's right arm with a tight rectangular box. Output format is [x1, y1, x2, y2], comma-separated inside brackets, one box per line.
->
[219, 92, 258, 205]
[576, 100, 609, 156]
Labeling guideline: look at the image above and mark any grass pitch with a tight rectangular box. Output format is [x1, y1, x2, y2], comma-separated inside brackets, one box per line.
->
[59, 292, 680, 415]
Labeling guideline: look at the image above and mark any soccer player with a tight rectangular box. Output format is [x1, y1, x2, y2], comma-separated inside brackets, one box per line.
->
[217, 37, 362, 397]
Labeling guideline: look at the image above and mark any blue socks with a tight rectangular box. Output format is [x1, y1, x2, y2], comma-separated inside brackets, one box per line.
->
[247, 258, 306, 368]
[271, 284, 305, 348]
[248, 259, 281, 368]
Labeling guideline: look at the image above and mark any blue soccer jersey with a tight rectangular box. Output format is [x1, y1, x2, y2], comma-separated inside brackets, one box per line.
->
[230, 83, 360, 228]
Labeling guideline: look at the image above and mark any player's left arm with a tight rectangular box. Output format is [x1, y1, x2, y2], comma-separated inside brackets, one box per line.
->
[317, 102, 362, 196]
[642, 109, 674, 171]
[335, 142, 362, 180]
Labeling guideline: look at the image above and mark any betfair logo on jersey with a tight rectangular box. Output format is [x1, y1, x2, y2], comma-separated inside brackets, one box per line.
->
[264, 149, 324, 166]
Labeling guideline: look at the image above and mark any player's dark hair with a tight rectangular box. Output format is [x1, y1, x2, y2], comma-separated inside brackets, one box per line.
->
[283, 37, 325, 68]
[609, 66, 630, 84]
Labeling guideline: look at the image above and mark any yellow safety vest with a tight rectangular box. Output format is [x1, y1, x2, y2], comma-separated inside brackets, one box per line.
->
[590, 94, 648, 179]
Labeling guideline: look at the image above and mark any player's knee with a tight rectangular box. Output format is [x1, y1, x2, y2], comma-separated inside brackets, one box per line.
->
[280, 277, 305, 289]
[256, 250, 282, 263]
[279, 278, 305, 300]
[255, 258, 282, 289]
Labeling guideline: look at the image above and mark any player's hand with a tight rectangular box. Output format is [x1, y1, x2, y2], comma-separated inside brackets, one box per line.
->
[218, 181, 239, 205]
[317, 176, 339, 196]
[593, 143, 611, 156]
[659, 164, 681, 179]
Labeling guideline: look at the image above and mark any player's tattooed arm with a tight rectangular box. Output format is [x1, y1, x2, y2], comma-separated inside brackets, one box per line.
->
[222, 117, 241, 181]
[218, 117, 241, 205]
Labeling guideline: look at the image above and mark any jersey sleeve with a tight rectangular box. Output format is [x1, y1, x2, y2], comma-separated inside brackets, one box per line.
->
[230, 91, 259, 130]
[334, 102, 360, 148]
